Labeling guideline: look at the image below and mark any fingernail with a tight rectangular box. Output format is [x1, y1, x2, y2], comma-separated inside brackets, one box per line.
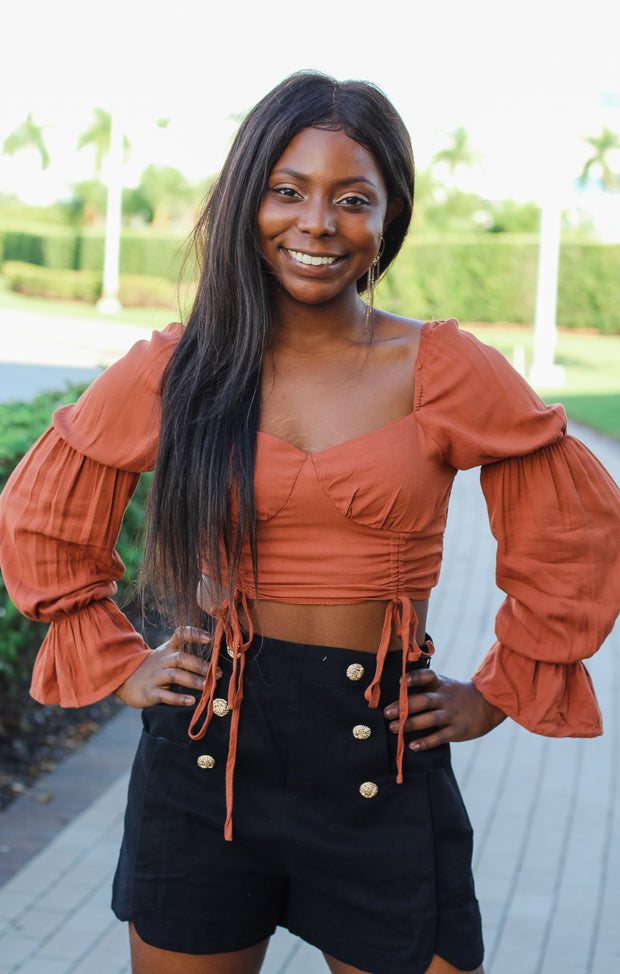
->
[215, 667, 222, 679]
[384, 707, 397, 719]
[409, 742, 421, 751]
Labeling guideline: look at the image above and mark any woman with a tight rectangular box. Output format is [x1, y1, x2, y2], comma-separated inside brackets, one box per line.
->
[1, 72, 619, 974]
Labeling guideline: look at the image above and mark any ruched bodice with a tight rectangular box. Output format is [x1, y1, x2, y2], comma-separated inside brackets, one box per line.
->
[239, 415, 454, 602]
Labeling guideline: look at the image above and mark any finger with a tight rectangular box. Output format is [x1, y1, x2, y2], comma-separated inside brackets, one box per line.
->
[387, 706, 448, 735]
[383, 689, 439, 720]
[161, 666, 207, 692]
[175, 651, 217, 677]
[408, 726, 453, 751]
[167, 627, 212, 652]
[401, 669, 441, 689]
[155, 686, 198, 707]
[175, 626, 212, 642]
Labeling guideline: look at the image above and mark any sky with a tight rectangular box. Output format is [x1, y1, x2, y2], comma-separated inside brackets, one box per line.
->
[1, 0, 619, 207]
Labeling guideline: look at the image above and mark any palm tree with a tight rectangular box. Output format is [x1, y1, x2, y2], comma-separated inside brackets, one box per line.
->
[77, 108, 132, 173]
[432, 126, 480, 178]
[77, 112, 169, 312]
[2, 113, 50, 169]
[579, 127, 620, 190]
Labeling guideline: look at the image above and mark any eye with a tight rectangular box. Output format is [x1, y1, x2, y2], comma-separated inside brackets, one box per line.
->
[270, 186, 303, 200]
[337, 194, 371, 208]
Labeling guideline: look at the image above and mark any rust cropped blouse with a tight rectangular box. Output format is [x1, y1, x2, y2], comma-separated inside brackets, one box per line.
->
[1, 318, 619, 836]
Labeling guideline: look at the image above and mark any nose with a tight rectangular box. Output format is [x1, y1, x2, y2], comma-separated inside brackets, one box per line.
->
[297, 196, 336, 236]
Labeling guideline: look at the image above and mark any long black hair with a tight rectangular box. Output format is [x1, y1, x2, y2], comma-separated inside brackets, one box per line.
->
[146, 70, 415, 627]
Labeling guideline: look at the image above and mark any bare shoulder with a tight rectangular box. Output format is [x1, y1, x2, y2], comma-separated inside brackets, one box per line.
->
[372, 311, 425, 362]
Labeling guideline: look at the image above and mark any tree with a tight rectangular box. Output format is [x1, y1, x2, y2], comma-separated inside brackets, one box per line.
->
[432, 126, 480, 179]
[134, 164, 194, 227]
[2, 113, 50, 169]
[77, 108, 131, 174]
[64, 179, 108, 226]
[579, 126, 620, 190]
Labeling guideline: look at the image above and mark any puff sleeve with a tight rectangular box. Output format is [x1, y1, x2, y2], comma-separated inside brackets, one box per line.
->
[415, 319, 620, 737]
[0, 322, 183, 707]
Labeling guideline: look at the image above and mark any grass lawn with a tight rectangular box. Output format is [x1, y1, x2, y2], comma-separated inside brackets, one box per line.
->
[463, 323, 620, 442]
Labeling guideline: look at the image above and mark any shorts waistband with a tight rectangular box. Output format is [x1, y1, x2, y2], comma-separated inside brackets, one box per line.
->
[218, 632, 432, 688]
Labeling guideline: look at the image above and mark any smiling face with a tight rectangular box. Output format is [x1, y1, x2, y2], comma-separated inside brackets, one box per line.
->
[258, 127, 399, 311]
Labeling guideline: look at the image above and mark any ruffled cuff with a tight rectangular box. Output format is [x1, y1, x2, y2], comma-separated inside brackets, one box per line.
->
[30, 599, 151, 707]
[472, 641, 602, 738]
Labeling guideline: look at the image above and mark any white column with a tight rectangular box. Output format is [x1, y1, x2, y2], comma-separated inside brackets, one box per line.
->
[97, 110, 123, 314]
[529, 194, 565, 387]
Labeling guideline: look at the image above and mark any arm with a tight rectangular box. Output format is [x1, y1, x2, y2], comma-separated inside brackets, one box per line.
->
[0, 427, 151, 705]
[386, 321, 620, 747]
[0, 322, 215, 707]
[385, 435, 620, 748]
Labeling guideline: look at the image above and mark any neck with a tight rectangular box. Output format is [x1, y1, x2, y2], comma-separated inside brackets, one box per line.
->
[269, 290, 372, 354]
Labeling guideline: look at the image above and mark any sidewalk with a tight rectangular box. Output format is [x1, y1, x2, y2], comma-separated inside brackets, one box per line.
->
[1, 309, 619, 973]
[0, 304, 152, 403]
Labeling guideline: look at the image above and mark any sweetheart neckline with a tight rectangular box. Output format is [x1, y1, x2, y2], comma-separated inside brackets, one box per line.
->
[256, 320, 429, 458]
[257, 408, 417, 458]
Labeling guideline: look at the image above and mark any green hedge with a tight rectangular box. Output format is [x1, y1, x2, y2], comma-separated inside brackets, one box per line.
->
[380, 234, 539, 325]
[378, 235, 620, 334]
[3, 261, 101, 303]
[557, 244, 620, 334]
[1, 225, 80, 270]
[2, 261, 180, 308]
[79, 230, 189, 281]
[0, 385, 151, 688]
[0, 223, 189, 282]
[2, 222, 620, 332]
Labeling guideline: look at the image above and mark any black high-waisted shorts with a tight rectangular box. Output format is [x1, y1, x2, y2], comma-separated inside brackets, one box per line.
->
[112, 635, 483, 974]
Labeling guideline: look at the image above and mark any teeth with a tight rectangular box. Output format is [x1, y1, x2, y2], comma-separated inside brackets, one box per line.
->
[287, 249, 337, 266]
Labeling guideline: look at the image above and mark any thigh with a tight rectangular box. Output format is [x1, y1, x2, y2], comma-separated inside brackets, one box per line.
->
[324, 952, 484, 974]
[129, 923, 269, 974]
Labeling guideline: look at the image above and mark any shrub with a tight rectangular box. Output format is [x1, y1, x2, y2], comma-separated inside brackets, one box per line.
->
[0, 384, 152, 689]
[379, 235, 539, 325]
[79, 229, 189, 281]
[379, 235, 620, 333]
[557, 244, 620, 334]
[2, 261, 188, 310]
[1, 225, 80, 269]
[3, 261, 101, 303]
[118, 274, 178, 308]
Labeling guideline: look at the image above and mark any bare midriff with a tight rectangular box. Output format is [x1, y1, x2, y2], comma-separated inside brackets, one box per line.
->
[240, 599, 430, 654]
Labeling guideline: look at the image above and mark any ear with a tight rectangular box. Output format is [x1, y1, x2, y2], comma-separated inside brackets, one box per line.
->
[384, 196, 404, 229]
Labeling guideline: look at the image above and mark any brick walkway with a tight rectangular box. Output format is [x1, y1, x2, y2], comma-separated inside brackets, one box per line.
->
[0, 308, 618, 973]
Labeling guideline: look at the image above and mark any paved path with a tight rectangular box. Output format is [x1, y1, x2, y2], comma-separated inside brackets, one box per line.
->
[0, 306, 619, 973]
[0, 305, 150, 403]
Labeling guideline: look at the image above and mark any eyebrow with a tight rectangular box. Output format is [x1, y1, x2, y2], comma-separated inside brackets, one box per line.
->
[270, 169, 379, 190]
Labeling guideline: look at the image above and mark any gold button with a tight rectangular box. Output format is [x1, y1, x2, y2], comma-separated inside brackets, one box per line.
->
[346, 663, 365, 682]
[359, 781, 378, 799]
[197, 754, 215, 769]
[353, 724, 371, 740]
[226, 645, 235, 658]
[213, 698, 229, 717]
